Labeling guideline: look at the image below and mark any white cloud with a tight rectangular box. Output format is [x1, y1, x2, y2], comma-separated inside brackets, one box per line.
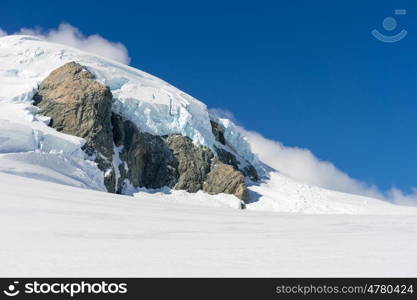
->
[211, 108, 417, 206]
[0, 28, 7, 37]
[0, 23, 130, 64]
[240, 128, 383, 197]
[388, 188, 417, 206]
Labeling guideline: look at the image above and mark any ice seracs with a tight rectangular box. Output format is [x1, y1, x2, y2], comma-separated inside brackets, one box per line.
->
[0, 34, 258, 168]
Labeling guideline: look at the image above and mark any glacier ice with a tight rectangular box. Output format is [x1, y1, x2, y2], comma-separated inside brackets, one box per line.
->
[0, 37, 261, 154]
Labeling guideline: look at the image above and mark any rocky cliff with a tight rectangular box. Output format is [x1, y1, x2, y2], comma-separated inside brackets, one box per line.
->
[33, 62, 117, 191]
[33, 62, 257, 203]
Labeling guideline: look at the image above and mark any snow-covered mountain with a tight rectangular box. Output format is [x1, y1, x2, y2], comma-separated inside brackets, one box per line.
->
[2, 34, 417, 277]
[0, 34, 415, 215]
[0, 35, 260, 202]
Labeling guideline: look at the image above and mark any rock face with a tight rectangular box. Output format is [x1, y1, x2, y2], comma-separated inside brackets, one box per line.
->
[34, 62, 254, 203]
[216, 146, 240, 169]
[33, 62, 116, 191]
[203, 159, 248, 202]
[242, 165, 259, 182]
[111, 114, 177, 192]
[210, 120, 226, 145]
[210, 120, 259, 182]
[165, 135, 213, 193]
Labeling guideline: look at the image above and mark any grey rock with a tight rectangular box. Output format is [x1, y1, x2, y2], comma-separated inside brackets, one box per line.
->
[203, 159, 249, 202]
[242, 164, 259, 182]
[111, 114, 178, 192]
[165, 135, 249, 201]
[215, 146, 240, 169]
[33, 62, 116, 192]
[210, 120, 226, 145]
[211, 121, 258, 182]
[215, 146, 259, 182]
[165, 135, 213, 193]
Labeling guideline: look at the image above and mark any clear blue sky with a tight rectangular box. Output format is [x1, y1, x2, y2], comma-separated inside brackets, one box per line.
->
[1, 0, 416, 192]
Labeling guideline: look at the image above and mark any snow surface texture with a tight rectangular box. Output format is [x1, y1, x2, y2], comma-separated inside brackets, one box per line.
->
[1, 172, 417, 277]
[0, 102, 105, 190]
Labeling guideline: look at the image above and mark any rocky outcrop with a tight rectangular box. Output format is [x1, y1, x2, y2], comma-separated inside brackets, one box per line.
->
[203, 159, 248, 202]
[210, 120, 226, 145]
[215, 146, 240, 168]
[33, 62, 255, 203]
[112, 114, 178, 192]
[242, 164, 259, 182]
[33, 62, 116, 192]
[165, 135, 250, 201]
[165, 135, 213, 193]
[211, 121, 259, 182]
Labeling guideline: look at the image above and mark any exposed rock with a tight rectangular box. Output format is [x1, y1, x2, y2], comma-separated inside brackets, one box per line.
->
[203, 159, 249, 202]
[215, 146, 240, 169]
[210, 120, 226, 145]
[215, 146, 258, 182]
[34, 62, 113, 158]
[96, 155, 116, 193]
[165, 135, 250, 201]
[165, 135, 213, 193]
[33, 62, 253, 203]
[33, 62, 116, 192]
[242, 164, 259, 182]
[211, 120, 258, 182]
[111, 114, 178, 192]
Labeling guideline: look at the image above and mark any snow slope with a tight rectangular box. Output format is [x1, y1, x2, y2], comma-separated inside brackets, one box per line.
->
[1, 35, 417, 277]
[246, 172, 417, 214]
[0, 34, 415, 214]
[0, 34, 262, 194]
[1, 172, 417, 277]
[0, 102, 106, 190]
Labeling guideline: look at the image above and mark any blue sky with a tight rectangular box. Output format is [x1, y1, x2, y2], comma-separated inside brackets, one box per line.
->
[1, 0, 416, 194]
